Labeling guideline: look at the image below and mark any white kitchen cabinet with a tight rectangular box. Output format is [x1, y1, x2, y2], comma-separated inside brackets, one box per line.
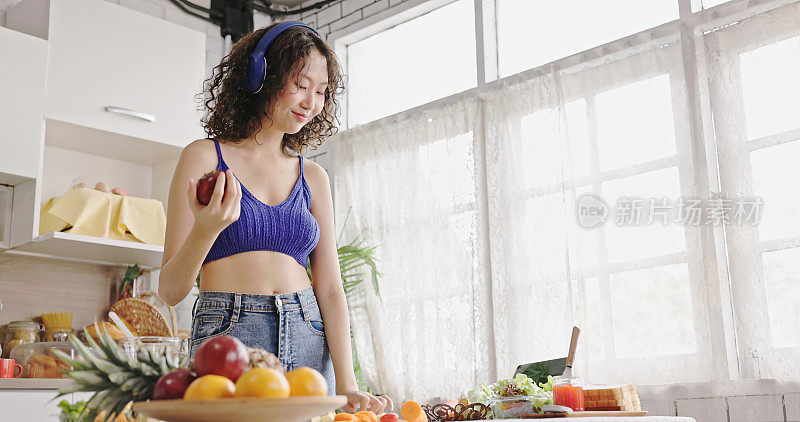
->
[0, 385, 96, 421]
[0, 26, 47, 186]
[3, 0, 205, 266]
[7, 0, 206, 164]
[7, 140, 177, 265]
[0, 389, 63, 421]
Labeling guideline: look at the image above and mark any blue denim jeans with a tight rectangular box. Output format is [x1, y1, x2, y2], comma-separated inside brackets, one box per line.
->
[190, 287, 335, 395]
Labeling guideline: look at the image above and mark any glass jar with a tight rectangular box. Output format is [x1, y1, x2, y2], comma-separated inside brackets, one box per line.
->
[4, 321, 43, 358]
[552, 376, 584, 411]
[46, 328, 74, 342]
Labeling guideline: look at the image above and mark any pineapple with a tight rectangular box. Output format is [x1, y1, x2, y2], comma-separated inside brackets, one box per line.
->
[52, 324, 183, 422]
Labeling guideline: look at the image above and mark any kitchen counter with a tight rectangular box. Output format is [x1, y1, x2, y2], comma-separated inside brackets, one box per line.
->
[504, 418, 694, 421]
[0, 378, 70, 389]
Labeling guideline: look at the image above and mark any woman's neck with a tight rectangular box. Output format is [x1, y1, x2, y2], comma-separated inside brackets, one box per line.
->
[240, 126, 288, 160]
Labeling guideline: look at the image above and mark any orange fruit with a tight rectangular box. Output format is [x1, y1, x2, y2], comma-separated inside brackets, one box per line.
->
[183, 375, 236, 400]
[356, 411, 378, 422]
[334, 413, 356, 422]
[401, 401, 427, 422]
[285, 366, 328, 396]
[234, 367, 290, 398]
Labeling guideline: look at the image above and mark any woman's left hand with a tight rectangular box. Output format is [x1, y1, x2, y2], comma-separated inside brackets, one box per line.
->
[339, 389, 394, 414]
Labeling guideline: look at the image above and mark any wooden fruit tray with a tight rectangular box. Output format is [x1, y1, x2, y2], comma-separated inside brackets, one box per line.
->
[133, 395, 346, 422]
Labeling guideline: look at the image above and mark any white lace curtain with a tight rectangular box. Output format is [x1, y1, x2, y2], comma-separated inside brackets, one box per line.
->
[331, 99, 492, 402]
[331, 0, 800, 403]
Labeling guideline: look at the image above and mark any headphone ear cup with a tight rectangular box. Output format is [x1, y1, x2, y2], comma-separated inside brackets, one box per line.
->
[244, 54, 267, 93]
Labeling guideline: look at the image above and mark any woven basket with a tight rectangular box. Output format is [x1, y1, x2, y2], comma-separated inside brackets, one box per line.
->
[110, 298, 171, 337]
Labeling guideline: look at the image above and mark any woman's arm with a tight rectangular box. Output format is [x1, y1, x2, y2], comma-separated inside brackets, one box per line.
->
[307, 162, 392, 413]
[159, 140, 242, 306]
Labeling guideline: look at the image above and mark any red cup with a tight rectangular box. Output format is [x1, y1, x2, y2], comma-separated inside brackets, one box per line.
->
[0, 358, 22, 378]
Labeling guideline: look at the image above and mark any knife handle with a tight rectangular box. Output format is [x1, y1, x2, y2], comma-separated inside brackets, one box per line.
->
[565, 326, 580, 367]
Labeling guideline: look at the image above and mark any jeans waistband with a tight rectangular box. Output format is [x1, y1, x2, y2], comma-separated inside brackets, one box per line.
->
[194, 287, 317, 313]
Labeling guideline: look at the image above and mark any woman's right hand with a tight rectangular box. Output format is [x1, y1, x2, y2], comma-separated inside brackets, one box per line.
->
[186, 169, 242, 238]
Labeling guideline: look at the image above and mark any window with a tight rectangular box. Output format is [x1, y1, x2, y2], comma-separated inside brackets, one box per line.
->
[495, 0, 678, 78]
[514, 64, 709, 384]
[331, 0, 800, 398]
[345, 0, 477, 127]
[704, 5, 800, 378]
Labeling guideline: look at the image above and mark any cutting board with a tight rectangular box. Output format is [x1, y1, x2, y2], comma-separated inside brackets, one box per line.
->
[521, 411, 648, 418]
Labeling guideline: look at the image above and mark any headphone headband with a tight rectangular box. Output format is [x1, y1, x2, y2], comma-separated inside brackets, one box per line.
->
[243, 21, 319, 94]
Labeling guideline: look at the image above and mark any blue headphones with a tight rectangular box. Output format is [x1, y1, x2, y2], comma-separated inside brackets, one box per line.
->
[243, 21, 319, 94]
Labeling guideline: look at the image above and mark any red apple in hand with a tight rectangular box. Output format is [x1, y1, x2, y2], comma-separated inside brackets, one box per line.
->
[192, 335, 250, 382]
[152, 368, 196, 400]
[196, 170, 225, 205]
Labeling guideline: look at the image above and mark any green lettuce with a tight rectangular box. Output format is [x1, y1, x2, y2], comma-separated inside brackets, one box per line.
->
[465, 373, 554, 411]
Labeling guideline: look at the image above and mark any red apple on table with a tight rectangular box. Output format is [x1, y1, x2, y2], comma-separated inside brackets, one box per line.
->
[151, 368, 196, 400]
[192, 335, 250, 382]
[196, 170, 225, 205]
[380, 414, 399, 422]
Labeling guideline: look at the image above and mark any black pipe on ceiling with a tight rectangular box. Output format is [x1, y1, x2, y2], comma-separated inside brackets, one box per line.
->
[166, 0, 338, 41]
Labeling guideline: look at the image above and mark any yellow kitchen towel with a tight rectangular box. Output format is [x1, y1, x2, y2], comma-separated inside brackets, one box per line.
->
[40, 188, 166, 246]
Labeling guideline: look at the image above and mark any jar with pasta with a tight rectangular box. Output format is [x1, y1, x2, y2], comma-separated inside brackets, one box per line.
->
[3, 321, 43, 358]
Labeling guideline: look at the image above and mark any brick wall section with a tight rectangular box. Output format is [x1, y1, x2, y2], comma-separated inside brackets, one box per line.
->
[294, 0, 410, 41]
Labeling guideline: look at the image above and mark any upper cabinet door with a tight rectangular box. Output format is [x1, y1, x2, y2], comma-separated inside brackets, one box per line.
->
[0, 27, 46, 185]
[8, 0, 206, 152]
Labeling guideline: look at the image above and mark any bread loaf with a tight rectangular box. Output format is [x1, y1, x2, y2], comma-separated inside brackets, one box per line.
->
[582, 383, 640, 411]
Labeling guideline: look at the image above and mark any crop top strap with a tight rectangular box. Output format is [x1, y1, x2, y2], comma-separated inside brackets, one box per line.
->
[211, 138, 229, 171]
[298, 154, 312, 205]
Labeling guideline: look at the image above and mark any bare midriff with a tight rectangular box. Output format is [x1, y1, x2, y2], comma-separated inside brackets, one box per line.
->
[199, 251, 311, 295]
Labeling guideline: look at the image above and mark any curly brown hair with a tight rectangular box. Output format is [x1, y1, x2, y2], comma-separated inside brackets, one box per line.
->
[202, 23, 345, 156]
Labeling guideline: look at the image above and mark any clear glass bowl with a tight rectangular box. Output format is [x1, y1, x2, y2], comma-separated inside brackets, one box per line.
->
[117, 336, 182, 362]
[9, 341, 82, 378]
[485, 396, 538, 419]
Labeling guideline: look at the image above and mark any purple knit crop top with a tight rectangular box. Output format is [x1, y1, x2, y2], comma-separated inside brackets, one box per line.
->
[203, 139, 320, 269]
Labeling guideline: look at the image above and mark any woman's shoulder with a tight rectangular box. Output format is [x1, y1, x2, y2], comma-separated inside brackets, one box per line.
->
[178, 138, 219, 171]
[302, 158, 329, 185]
[182, 138, 217, 155]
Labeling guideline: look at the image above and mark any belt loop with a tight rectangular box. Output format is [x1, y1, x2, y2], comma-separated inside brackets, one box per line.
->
[297, 292, 308, 321]
[231, 293, 242, 322]
[191, 295, 199, 318]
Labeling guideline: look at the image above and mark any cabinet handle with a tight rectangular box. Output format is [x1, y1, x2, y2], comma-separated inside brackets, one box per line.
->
[104, 106, 156, 122]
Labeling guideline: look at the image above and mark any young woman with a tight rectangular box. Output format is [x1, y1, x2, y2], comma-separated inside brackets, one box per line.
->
[159, 22, 391, 413]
